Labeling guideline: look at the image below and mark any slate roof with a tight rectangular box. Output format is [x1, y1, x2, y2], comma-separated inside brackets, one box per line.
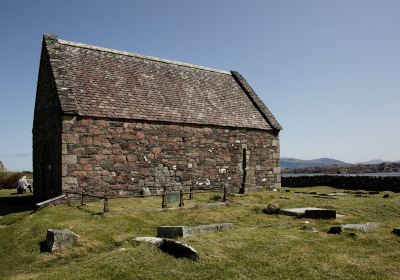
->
[43, 35, 281, 130]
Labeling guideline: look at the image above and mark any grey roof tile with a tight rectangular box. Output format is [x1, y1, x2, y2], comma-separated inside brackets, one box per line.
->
[44, 35, 280, 130]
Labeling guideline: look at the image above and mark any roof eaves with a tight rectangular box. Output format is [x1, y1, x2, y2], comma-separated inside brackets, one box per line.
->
[231, 71, 282, 130]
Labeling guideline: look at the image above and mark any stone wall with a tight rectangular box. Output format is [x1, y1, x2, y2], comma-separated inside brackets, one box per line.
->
[33, 41, 63, 202]
[61, 117, 280, 196]
[282, 175, 400, 192]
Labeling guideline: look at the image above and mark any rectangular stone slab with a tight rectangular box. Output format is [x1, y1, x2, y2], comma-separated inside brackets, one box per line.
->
[281, 207, 336, 219]
[341, 223, 382, 232]
[157, 223, 233, 238]
[304, 209, 336, 219]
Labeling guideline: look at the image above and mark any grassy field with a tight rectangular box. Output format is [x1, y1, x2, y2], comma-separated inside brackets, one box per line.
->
[0, 187, 399, 280]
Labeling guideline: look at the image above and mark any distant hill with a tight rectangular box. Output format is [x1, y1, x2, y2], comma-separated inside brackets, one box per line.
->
[356, 159, 386, 165]
[281, 157, 350, 169]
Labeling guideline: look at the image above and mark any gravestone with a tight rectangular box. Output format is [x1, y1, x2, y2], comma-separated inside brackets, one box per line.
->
[342, 223, 382, 232]
[304, 209, 336, 219]
[245, 167, 256, 191]
[140, 187, 151, 196]
[167, 193, 180, 204]
[157, 223, 233, 238]
[46, 229, 79, 252]
[281, 207, 336, 219]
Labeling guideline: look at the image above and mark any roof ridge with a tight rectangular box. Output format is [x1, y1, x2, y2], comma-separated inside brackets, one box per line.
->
[57, 39, 231, 75]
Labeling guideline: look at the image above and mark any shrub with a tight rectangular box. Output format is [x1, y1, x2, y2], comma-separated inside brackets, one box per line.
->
[0, 171, 23, 189]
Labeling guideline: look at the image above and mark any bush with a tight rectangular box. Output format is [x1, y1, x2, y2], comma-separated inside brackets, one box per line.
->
[0, 171, 23, 189]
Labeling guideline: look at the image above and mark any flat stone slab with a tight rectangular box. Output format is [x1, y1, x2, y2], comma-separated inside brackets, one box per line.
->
[313, 195, 338, 200]
[281, 208, 336, 219]
[134, 236, 163, 246]
[157, 223, 233, 238]
[46, 229, 79, 252]
[134, 237, 198, 260]
[341, 222, 382, 232]
[327, 193, 348, 196]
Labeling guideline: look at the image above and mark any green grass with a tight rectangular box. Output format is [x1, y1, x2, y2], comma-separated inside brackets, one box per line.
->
[0, 187, 399, 280]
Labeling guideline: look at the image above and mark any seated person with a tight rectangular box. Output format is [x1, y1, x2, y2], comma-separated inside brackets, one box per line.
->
[17, 176, 32, 194]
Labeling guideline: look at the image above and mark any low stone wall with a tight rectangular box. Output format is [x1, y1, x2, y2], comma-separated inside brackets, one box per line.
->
[282, 175, 400, 192]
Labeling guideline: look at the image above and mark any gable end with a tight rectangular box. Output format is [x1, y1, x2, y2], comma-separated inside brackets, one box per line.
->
[231, 71, 282, 130]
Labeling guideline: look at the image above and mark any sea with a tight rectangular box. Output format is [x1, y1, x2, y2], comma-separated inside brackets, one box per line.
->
[281, 172, 400, 177]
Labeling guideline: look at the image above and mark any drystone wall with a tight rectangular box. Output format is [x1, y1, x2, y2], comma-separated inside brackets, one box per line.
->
[61, 117, 280, 196]
[282, 175, 400, 192]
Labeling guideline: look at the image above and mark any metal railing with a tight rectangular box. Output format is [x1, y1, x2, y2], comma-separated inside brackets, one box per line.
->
[64, 185, 228, 213]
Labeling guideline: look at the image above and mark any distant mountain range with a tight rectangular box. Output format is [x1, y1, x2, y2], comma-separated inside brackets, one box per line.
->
[281, 157, 350, 169]
[281, 157, 399, 169]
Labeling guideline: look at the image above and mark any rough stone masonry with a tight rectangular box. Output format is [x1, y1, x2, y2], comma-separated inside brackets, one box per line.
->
[33, 35, 282, 202]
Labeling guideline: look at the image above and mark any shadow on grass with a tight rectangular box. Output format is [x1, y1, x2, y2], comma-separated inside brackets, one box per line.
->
[76, 205, 104, 216]
[0, 193, 35, 216]
[39, 240, 50, 253]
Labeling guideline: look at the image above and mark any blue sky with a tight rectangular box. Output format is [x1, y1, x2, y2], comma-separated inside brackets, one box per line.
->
[0, 0, 399, 171]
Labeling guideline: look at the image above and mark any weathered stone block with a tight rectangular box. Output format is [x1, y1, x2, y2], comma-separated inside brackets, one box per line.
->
[46, 229, 79, 252]
[273, 167, 280, 174]
[62, 133, 79, 144]
[62, 144, 68, 155]
[62, 155, 77, 164]
[62, 177, 78, 189]
[244, 167, 256, 192]
[262, 203, 280, 214]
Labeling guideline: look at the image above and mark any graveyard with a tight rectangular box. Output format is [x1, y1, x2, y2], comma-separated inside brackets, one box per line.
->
[1, 186, 399, 279]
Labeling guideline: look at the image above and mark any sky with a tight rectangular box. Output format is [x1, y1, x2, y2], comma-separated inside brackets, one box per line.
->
[0, 0, 399, 171]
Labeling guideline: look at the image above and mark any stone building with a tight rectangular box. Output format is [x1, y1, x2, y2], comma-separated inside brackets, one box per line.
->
[33, 35, 282, 202]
